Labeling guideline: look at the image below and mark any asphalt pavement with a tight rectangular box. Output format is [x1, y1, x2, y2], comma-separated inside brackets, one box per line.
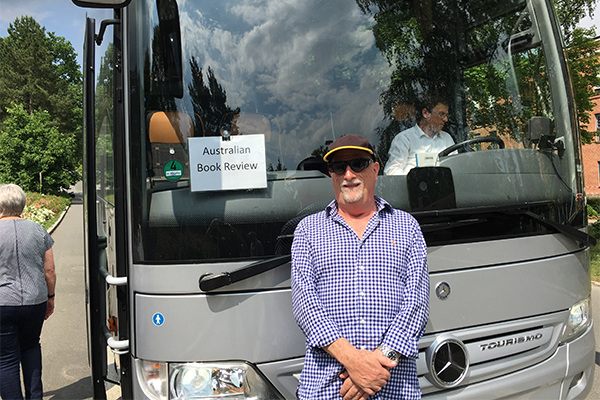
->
[38, 195, 600, 399]
[41, 192, 94, 400]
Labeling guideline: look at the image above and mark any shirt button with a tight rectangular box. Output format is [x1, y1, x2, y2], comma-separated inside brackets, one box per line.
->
[360, 346, 366, 350]
[359, 266, 365, 270]
[360, 319, 366, 324]
[360, 291, 365, 296]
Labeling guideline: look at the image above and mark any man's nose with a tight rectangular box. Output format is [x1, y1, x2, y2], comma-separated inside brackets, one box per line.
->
[344, 165, 356, 178]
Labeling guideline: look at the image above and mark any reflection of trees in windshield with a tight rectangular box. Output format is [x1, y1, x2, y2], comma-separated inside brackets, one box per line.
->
[356, 0, 458, 113]
[356, 0, 552, 156]
[189, 56, 240, 137]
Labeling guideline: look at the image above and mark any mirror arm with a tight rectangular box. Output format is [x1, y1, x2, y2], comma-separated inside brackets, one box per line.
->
[96, 19, 120, 46]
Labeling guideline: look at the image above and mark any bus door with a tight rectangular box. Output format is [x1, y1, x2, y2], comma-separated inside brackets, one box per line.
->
[82, 11, 131, 399]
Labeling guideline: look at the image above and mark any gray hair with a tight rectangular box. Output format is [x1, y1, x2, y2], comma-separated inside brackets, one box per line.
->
[0, 184, 27, 217]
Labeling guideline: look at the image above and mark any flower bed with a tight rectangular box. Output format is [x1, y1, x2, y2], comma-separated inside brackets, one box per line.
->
[22, 192, 71, 231]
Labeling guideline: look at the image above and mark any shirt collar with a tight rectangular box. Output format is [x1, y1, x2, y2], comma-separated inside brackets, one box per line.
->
[416, 124, 442, 139]
[326, 196, 393, 217]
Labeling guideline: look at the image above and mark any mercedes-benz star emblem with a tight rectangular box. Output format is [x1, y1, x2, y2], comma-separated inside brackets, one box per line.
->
[436, 281, 451, 300]
[427, 337, 469, 389]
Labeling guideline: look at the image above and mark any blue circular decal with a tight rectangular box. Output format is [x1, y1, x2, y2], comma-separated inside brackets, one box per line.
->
[152, 312, 165, 326]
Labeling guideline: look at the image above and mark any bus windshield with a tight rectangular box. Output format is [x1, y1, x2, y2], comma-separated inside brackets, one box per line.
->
[126, 0, 581, 262]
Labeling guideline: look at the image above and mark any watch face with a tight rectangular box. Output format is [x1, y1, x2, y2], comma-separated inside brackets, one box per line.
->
[384, 349, 399, 361]
[378, 345, 400, 361]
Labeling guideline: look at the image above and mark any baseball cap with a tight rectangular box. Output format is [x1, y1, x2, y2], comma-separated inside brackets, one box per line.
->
[322, 134, 375, 162]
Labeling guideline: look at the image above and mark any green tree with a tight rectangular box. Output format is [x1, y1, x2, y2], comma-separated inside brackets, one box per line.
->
[555, 0, 600, 142]
[46, 31, 83, 144]
[566, 27, 600, 142]
[0, 104, 80, 194]
[0, 16, 82, 158]
[0, 17, 53, 119]
[555, 0, 597, 39]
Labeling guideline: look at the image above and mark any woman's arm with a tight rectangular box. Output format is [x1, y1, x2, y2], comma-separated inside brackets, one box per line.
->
[44, 248, 56, 319]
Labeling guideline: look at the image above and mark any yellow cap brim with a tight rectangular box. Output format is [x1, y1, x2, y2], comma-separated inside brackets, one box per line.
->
[323, 146, 374, 162]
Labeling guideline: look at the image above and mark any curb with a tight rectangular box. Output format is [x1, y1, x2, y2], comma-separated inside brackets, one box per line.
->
[48, 205, 70, 234]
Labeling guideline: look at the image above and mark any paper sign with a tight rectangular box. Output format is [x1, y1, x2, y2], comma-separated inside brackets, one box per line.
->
[188, 135, 267, 192]
[415, 153, 437, 167]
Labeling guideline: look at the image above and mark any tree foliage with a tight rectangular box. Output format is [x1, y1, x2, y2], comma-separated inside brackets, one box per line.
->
[0, 104, 80, 194]
[566, 27, 600, 141]
[0, 16, 82, 186]
[555, 0, 600, 142]
[188, 56, 240, 136]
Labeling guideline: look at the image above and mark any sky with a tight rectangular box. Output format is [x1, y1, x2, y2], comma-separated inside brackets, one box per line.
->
[0, 0, 598, 70]
[0, 0, 110, 68]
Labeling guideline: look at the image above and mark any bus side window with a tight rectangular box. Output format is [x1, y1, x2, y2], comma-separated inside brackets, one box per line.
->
[148, 111, 194, 179]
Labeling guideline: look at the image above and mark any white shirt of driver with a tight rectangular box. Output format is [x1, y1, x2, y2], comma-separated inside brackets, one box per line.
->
[383, 124, 455, 175]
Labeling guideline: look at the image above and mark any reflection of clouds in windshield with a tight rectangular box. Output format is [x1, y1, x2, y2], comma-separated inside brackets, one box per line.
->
[178, 0, 391, 166]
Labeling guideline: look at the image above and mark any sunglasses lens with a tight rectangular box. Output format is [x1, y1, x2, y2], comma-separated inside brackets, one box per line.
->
[327, 159, 371, 174]
[328, 162, 346, 174]
[349, 159, 370, 172]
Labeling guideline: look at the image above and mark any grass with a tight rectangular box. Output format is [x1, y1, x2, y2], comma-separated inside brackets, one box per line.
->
[22, 192, 71, 231]
[591, 245, 600, 282]
[589, 221, 600, 282]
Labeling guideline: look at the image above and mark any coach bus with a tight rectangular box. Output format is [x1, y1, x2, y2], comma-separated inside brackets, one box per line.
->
[73, 0, 595, 398]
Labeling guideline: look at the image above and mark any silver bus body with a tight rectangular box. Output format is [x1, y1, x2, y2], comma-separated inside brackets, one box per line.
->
[75, 0, 595, 398]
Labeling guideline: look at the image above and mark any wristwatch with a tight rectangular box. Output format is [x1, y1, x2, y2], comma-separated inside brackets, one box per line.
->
[377, 344, 401, 362]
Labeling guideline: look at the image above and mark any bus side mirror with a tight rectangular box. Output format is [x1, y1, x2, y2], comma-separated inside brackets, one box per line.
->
[528, 117, 563, 158]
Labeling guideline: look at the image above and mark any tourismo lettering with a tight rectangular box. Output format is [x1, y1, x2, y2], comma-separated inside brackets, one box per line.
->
[224, 162, 259, 171]
[203, 146, 251, 155]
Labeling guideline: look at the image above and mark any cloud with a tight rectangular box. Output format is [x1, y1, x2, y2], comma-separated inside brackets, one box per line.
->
[176, 0, 390, 167]
[0, 0, 56, 26]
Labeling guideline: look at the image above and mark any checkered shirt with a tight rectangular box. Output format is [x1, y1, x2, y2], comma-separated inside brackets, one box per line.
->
[291, 196, 429, 399]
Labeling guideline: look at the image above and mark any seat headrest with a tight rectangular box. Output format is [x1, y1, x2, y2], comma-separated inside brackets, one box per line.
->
[148, 111, 194, 143]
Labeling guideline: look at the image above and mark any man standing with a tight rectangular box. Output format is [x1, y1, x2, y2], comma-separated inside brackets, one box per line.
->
[291, 134, 429, 399]
[384, 98, 454, 175]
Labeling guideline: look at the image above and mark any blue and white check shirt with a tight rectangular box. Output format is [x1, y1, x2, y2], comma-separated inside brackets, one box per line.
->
[291, 196, 429, 399]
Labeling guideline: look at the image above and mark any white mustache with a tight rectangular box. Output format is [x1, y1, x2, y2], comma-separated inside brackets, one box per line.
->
[341, 178, 362, 188]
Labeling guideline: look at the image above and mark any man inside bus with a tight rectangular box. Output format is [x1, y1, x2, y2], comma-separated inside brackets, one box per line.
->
[291, 134, 429, 400]
[383, 97, 455, 175]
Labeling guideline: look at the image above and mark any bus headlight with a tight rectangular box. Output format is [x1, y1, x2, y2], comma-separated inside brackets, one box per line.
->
[136, 359, 168, 400]
[561, 297, 592, 344]
[169, 362, 283, 399]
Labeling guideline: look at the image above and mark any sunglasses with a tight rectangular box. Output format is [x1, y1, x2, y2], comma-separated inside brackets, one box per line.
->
[327, 158, 373, 174]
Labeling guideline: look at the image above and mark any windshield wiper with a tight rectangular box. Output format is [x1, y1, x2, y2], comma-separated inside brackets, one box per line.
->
[518, 210, 596, 248]
[199, 254, 291, 292]
[414, 203, 596, 248]
[420, 218, 487, 233]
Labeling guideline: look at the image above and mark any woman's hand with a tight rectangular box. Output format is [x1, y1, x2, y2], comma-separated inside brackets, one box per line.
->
[45, 297, 55, 320]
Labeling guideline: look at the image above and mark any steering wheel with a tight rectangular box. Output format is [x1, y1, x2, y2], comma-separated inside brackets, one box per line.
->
[438, 136, 505, 158]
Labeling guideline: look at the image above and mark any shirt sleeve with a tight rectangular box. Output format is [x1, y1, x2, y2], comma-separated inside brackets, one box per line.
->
[42, 226, 55, 251]
[291, 222, 343, 349]
[384, 133, 411, 175]
[381, 222, 429, 359]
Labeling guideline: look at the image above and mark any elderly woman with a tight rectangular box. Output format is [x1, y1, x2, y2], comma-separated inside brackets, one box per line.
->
[0, 184, 56, 400]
